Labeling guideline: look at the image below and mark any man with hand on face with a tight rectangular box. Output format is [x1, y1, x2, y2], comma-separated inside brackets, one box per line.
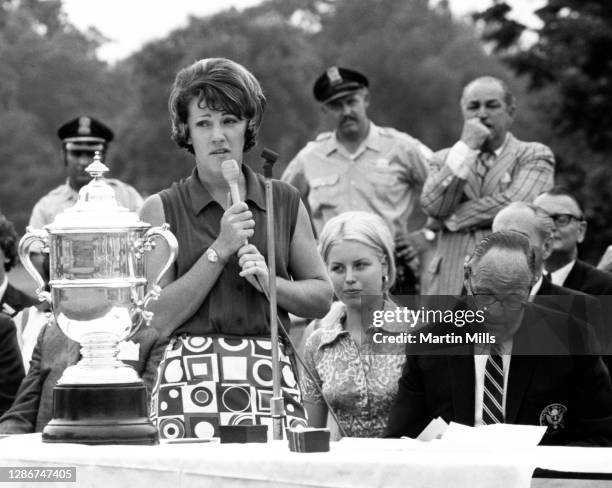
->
[420, 77, 555, 296]
[534, 187, 612, 295]
[385, 231, 612, 446]
[282, 67, 432, 295]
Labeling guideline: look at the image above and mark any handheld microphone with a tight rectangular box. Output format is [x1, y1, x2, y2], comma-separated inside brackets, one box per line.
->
[221, 159, 241, 205]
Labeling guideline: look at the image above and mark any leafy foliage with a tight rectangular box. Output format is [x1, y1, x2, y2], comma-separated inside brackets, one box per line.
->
[7, 0, 607, 261]
[475, 0, 612, 260]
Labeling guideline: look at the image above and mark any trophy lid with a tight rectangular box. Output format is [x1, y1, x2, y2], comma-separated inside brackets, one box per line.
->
[47, 153, 147, 231]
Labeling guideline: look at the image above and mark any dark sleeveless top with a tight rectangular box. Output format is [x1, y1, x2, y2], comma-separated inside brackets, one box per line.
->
[159, 164, 300, 337]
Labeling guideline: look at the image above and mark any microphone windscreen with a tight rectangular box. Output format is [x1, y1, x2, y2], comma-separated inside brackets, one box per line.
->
[221, 159, 240, 185]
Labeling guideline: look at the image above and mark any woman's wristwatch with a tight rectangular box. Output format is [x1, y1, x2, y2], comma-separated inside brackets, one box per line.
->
[205, 246, 227, 264]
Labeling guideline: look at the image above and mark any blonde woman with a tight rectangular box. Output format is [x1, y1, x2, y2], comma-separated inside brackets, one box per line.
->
[301, 211, 406, 437]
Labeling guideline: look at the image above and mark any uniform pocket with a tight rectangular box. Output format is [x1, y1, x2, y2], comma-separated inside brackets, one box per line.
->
[310, 174, 341, 211]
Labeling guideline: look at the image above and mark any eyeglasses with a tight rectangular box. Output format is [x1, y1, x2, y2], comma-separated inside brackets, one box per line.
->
[466, 279, 526, 311]
[548, 213, 584, 227]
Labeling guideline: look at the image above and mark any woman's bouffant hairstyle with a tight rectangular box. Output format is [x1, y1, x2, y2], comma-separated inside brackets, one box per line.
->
[168, 58, 266, 154]
[318, 211, 396, 292]
[0, 214, 19, 272]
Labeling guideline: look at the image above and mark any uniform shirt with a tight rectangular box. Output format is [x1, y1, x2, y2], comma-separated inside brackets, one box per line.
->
[29, 178, 143, 229]
[301, 301, 406, 437]
[282, 122, 432, 237]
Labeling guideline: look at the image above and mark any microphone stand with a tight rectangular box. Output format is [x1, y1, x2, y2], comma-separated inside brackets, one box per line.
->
[261, 148, 284, 441]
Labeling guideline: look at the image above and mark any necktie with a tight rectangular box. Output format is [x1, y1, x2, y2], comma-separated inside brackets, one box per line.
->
[482, 347, 504, 424]
[476, 151, 494, 188]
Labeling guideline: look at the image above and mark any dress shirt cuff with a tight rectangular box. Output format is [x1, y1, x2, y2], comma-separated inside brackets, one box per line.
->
[445, 141, 478, 179]
[444, 214, 458, 232]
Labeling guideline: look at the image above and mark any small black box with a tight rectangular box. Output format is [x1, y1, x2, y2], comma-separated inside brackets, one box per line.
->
[219, 425, 268, 444]
[287, 428, 330, 453]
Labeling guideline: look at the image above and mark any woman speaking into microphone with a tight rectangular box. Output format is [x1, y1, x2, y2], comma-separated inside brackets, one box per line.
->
[140, 58, 332, 440]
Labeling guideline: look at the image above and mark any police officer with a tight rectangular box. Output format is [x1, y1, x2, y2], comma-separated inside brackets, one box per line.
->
[282, 67, 432, 294]
[29, 116, 143, 229]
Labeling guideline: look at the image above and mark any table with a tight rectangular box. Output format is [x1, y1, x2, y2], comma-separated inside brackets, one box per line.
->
[0, 435, 610, 488]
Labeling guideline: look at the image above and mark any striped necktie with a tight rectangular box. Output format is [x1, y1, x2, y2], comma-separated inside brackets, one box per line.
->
[476, 151, 494, 187]
[482, 347, 505, 424]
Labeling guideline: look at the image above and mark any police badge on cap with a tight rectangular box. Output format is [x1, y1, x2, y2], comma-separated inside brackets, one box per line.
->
[539, 403, 567, 434]
[313, 66, 369, 103]
[57, 116, 114, 151]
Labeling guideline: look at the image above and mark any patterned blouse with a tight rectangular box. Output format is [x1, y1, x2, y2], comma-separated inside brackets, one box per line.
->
[301, 301, 406, 437]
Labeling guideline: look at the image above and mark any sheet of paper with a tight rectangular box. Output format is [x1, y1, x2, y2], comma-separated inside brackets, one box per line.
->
[440, 422, 546, 448]
[417, 416, 449, 441]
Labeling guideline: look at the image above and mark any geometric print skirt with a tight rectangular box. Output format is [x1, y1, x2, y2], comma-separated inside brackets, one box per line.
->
[150, 335, 308, 439]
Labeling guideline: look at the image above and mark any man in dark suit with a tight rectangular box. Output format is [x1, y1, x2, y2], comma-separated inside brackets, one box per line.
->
[534, 187, 612, 295]
[0, 314, 24, 416]
[386, 231, 612, 446]
[0, 214, 37, 317]
[492, 202, 603, 332]
[0, 322, 166, 434]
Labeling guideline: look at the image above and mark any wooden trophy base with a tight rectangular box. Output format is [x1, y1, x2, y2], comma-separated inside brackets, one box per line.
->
[42, 382, 159, 445]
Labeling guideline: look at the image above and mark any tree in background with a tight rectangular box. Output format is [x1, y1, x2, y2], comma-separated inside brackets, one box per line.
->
[475, 0, 612, 261]
[1, 0, 557, 252]
[117, 0, 542, 189]
[0, 0, 135, 231]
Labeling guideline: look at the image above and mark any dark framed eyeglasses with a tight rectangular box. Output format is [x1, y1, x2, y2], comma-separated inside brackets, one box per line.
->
[549, 213, 584, 227]
[466, 278, 526, 311]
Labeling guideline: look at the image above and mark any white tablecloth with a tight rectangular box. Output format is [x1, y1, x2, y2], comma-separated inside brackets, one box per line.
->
[0, 435, 610, 488]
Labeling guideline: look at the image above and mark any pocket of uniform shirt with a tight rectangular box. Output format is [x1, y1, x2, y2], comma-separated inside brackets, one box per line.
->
[310, 174, 341, 209]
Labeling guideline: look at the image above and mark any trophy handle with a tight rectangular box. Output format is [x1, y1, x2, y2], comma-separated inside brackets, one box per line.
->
[18, 227, 52, 304]
[135, 223, 178, 329]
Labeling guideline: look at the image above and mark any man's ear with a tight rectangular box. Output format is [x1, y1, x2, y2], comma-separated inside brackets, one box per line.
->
[542, 235, 553, 260]
[362, 89, 370, 109]
[577, 220, 587, 244]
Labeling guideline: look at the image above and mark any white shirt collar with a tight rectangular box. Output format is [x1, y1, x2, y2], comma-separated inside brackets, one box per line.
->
[529, 274, 543, 298]
[491, 133, 509, 158]
[0, 275, 7, 302]
[548, 260, 576, 287]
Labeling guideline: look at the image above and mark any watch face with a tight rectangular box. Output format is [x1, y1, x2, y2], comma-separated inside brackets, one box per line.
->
[207, 249, 218, 262]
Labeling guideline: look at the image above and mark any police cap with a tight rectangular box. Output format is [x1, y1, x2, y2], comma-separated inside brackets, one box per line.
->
[57, 116, 114, 151]
[313, 67, 369, 104]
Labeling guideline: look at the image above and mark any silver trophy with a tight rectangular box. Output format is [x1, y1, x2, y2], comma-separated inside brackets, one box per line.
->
[19, 154, 178, 444]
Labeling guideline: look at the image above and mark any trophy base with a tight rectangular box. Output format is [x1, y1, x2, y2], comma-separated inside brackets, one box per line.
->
[42, 382, 158, 445]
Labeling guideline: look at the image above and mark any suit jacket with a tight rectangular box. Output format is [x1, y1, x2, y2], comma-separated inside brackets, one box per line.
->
[0, 314, 24, 416]
[0, 283, 38, 317]
[420, 133, 554, 295]
[386, 303, 612, 446]
[563, 259, 612, 296]
[0, 322, 168, 434]
[535, 277, 603, 333]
